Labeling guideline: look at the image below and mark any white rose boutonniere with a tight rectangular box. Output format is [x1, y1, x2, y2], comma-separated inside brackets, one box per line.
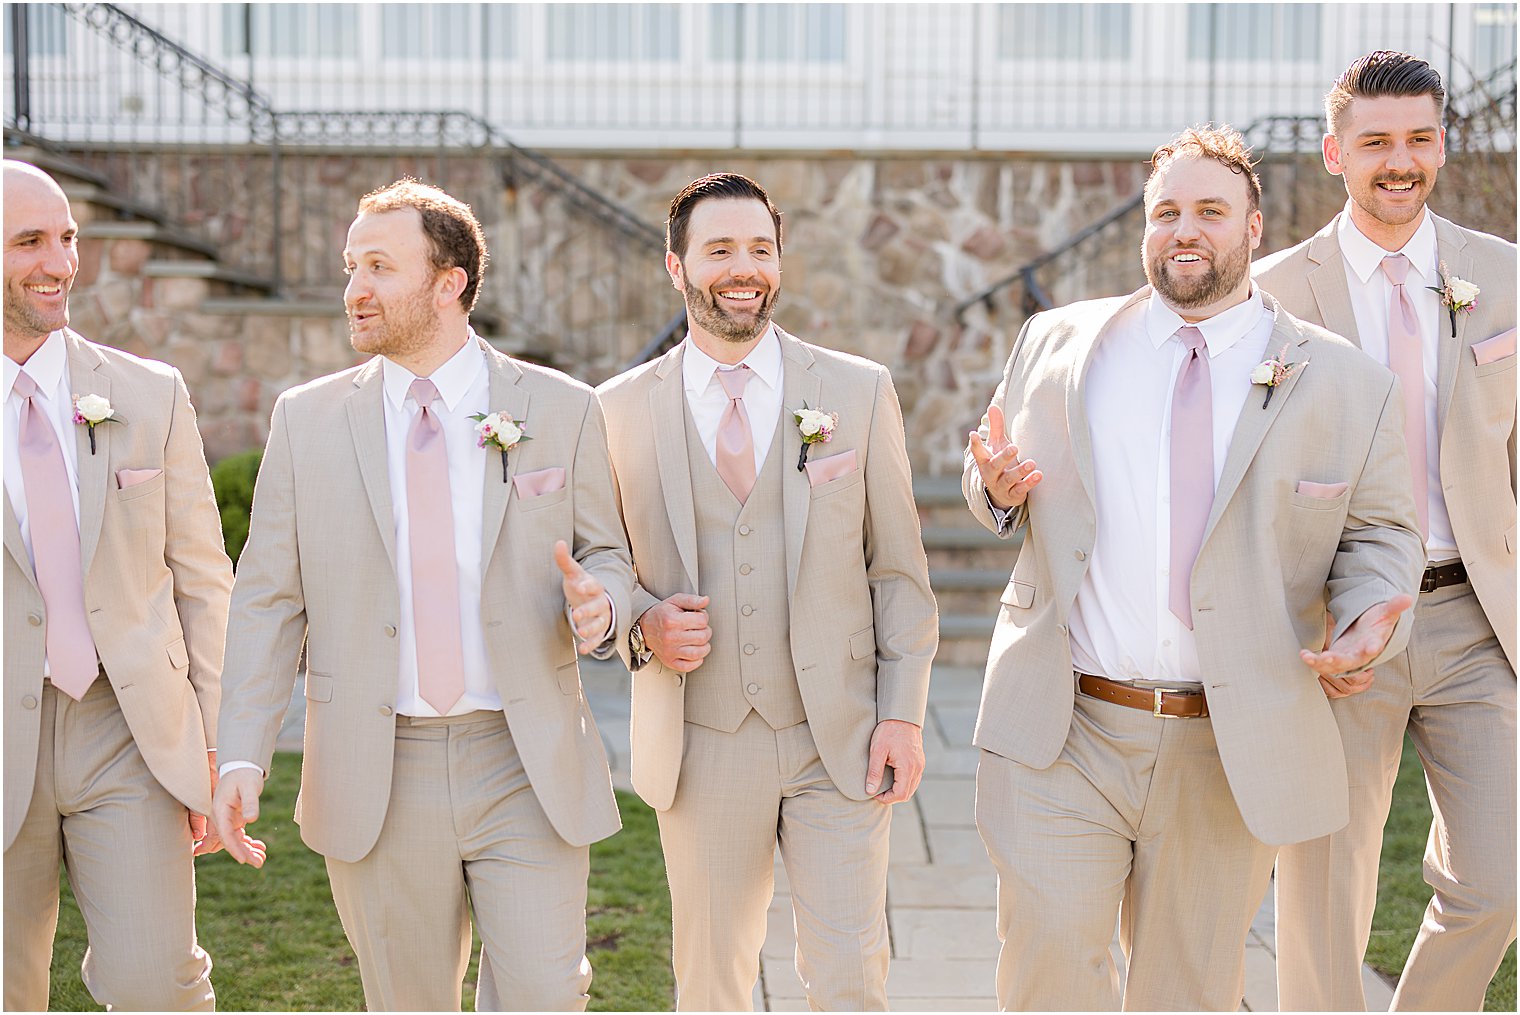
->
[470, 410, 531, 481]
[793, 404, 839, 471]
[71, 394, 124, 454]
[1250, 344, 1308, 409]
[1427, 261, 1479, 338]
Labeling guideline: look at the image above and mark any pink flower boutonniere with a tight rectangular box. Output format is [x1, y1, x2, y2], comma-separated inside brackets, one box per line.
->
[470, 410, 531, 481]
[794, 404, 839, 471]
[72, 394, 123, 454]
[1249, 345, 1307, 409]
[1426, 261, 1479, 338]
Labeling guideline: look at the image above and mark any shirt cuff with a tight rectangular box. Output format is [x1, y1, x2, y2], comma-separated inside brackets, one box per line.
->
[566, 593, 618, 659]
[985, 488, 1017, 534]
[218, 760, 265, 779]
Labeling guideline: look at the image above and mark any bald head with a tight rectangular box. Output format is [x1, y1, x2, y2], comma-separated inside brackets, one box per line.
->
[4, 159, 79, 359]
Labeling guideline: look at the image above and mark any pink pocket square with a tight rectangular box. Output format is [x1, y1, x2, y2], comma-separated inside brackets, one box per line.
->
[804, 449, 858, 487]
[116, 468, 161, 489]
[1472, 329, 1516, 365]
[512, 466, 565, 499]
[1296, 480, 1348, 499]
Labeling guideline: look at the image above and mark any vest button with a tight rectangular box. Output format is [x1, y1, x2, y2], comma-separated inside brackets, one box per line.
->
[740, 604, 754, 616]
[739, 524, 752, 536]
[22, 695, 37, 709]
[746, 682, 761, 694]
[743, 644, 757, 656]
[27, 613, 41, 627]
[739, 564, 753, 575]
[379, 705, 394, 716]
[384, 624, 397, 637]
[1074, 548, 1087, 561]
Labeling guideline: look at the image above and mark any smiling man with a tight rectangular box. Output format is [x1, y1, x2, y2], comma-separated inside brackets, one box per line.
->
[1256, 51, 1518, 1012]
[596, 173, 937, 1011]
[963, 127, 1424, 1010]
[211, 178, 633, 1011]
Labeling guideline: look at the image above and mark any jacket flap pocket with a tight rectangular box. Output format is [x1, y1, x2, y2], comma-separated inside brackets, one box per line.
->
[849, 625, 876, 660]
[305, 671, 334, 702]
[166, 637, 189, 669]
[1000, 580, 1035, 609]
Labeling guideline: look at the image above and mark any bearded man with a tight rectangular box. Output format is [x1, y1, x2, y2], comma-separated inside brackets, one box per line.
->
[963, 126, 1424, 1010]
[211, 179, 633, 1012]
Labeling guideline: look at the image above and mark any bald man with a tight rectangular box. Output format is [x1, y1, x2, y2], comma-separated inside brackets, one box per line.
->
[3, 160, 238, 1010]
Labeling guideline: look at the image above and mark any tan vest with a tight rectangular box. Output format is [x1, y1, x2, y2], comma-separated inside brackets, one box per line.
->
[682, 405, 806, 732]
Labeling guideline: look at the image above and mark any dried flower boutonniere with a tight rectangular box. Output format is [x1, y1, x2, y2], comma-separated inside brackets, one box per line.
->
[470, 410, 531, 481]
[72, 394, 123, 454]
[1249, 345, 1307, 409]
[1426, 261, 1479, 338]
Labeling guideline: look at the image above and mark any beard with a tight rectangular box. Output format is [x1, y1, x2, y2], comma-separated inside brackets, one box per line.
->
[1350, 170, 1431, 227]
[4, 276, 71, 340]
[682, 276, 778, 344]
[348, 280, 439, 360]
[1144, 229, 1253, 310]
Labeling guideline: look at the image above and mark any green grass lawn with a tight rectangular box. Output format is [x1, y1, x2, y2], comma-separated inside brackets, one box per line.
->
[1366, 735, 1516, 1011]
[45, 753, 673, 1012]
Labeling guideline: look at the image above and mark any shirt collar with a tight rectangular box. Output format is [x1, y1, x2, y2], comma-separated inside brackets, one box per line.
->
[1337, 202, 1438, 285]
[1145, 287, 1266, 357]
[381, 330, 486, 413]
[682, 323, 783, 397]
[5, 330, 67, 401]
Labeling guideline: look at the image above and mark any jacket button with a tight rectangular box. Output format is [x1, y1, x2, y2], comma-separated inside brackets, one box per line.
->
[746, 682, 761, 694]
[1074, 548, 1087, 561]
[743, 644, 757, 656]
[739, 564, 753, 575]
[384, 624, 397, 637]
[740, 604, 754, 617]
[379, 705, 394, 716]
[22, 695, 37, 709]
[1057, 624, 1067, 634]
[674, 674, 684, 687]
[27, 613, 41, 627]
[739, 525, 752, 536]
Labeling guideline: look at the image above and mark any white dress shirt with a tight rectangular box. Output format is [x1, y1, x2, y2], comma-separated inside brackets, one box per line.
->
[1067, 290, 1275, 685]
[1336, 205, 1457, 561]
[4, 331, 86, 679]
[681, 324, 785, 472]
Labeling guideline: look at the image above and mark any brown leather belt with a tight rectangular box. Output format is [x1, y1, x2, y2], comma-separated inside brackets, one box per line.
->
[1077, 673, 1209, 718]
[1420, 560, 1467, 594]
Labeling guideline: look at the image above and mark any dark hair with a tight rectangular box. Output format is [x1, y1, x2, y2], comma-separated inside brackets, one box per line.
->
[666, 173, 782, 259]
[1146, 125, 1262, 213]
[1326, 51, 1446, 136]
[357, 178, 488, 313]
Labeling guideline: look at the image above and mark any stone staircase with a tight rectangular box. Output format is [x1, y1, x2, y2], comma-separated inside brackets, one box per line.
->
[915, 475, 1019, 668]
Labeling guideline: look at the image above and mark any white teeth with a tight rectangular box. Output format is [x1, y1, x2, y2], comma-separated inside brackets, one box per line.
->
[722, 291, 759, 301]
[1173, 254, 1202, 262]
[1382, 182, 1414, 191]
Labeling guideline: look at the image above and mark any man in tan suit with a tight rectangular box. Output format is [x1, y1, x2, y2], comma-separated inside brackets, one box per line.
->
[964, 128, 1425, 1010]
[3, 160, 236, 1009]
[1255, 51, 1517, 1011]
[211, 179, 634, 1011]
[596, 173, 938, 1011]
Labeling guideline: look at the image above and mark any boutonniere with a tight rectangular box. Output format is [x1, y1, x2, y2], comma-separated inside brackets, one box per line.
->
[793, 404, 839, 471]
[1426, 261, 1478, 338]
[72, 394, 123, 454]
[1249, 344, 1307, 409]
[470, 410, 531, 482]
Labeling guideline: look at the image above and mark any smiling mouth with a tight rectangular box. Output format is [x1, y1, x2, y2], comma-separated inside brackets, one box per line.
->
[717, 289, 763, 305]
[23, 282, 66, 296]
[1170, 251, 1207, 264]
[1377, 179, 1420, 193]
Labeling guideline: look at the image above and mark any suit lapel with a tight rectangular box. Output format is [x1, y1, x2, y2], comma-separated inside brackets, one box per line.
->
[66, 331, 110, 578]
[1305, 219, 1362, 347]
[1202, 305, 1310, 544]
[4, 496, 35, 591]
[777, 330, 820, 601]
[480, 342, 529, 566]
[344, 358, 397, 572]
[1432, 214, 1472, 433]
[650, 345, 700, 593]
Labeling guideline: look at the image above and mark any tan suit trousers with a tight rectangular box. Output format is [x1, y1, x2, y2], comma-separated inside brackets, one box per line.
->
[659, 713, 892, 1011]
[3, 678, 213, 1012]
[323, 711, 592, 1012]
[1275, 580, 1516, 1011]
[976, 685, 1277, 1012]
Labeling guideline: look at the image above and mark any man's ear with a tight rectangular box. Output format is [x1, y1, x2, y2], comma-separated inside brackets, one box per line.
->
[666, 251, 685, 293]
[436, 266, 468, 307]
[1322, 132, 1344, 177]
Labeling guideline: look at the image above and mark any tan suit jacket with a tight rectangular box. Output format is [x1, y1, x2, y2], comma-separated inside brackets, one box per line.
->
[1255, 212, 1517, 668]
[964, 289, 1425, 846]
[217, 338, 633, 862]
[596, 329, 938, 811]
[4, 329, 232, 850]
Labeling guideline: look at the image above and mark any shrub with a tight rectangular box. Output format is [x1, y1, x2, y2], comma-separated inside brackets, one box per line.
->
[211, 449, 262, 567]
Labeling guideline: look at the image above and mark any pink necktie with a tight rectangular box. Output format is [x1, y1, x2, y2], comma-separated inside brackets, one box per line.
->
[15, 370, 98, 699]
[715, 366, 756, 504]
[1381, 254, 1430, 539]
[405, 378, 465, 715]
[1169, 326, 1214, 630]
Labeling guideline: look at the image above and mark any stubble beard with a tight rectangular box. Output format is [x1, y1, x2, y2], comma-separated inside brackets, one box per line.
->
[682, 278, 778, 344]
[4, 276, 71, 342]
[1145, 230, 1253, 311]
[348, 283, 440, 360]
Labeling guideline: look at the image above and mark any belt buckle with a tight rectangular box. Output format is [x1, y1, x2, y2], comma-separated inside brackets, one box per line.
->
[1153, 687, 1184, 717]
[1420, 567, 1438, 594]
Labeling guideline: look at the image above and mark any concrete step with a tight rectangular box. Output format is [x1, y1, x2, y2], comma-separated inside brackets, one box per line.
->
[6, 142, 112, 191]
[79, 219, 220, 260]
[201, 296, 345, 318]
[62, 182, 171, 227]
[142, 259, 275, 293]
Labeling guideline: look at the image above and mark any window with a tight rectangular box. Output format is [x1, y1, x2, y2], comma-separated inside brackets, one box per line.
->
[381, 5, 475, 60]
[709, 4, 847, 63]
[546, 4, 679, 62]
[997, 4, 1131, 61]
[1187, 4, 1320, 63]
[5, 5, 69, 57]
[1472, 4, 1517, 81]
[222, 4, 360, 59]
